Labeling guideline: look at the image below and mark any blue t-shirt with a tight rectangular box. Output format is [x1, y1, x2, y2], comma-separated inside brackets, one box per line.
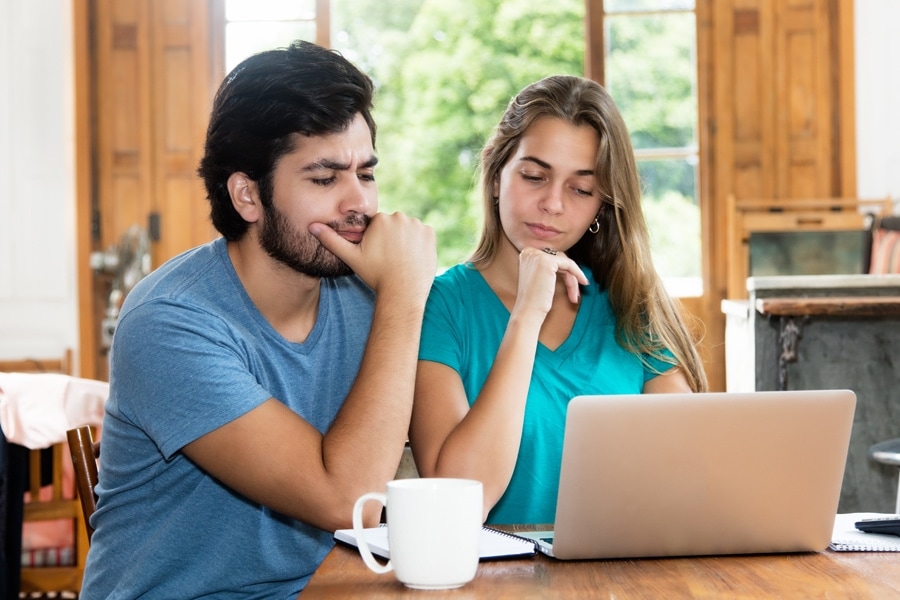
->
[80, 237, 374, 599]
[418, 264, 670, 525]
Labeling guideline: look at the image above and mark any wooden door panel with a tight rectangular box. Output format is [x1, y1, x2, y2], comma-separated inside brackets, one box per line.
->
[99, 0, 154, 248]
[776, 1, 835, 198]
[149, 0, 217, 267]
[77, 0, 217, 381]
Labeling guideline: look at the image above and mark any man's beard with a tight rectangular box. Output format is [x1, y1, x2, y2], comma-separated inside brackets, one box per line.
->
[258, 200, 368, 278]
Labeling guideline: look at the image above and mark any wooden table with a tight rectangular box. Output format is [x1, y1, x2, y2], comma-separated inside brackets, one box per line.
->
[302, 532, 900, 598]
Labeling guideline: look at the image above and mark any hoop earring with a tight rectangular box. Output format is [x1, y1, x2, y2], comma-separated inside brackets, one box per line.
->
[589, 217, 600, 234]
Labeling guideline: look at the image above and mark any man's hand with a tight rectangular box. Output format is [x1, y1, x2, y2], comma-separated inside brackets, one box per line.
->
[309, 211, 437, 303]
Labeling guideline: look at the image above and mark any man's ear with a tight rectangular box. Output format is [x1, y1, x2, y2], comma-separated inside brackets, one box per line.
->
[227, 172, 261, 223]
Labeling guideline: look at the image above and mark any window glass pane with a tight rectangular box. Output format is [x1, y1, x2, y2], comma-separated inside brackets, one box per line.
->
[332, 0, 585, 268]
[605, 12, 697, 150]
[604, 0, 694, 13]
[225, 22, 317, 72]
[604, 9, 700, 295]
[639, 158, 701, 295]
[226, 0, 316, 21]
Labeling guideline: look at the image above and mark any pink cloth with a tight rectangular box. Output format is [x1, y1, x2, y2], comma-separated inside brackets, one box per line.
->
[0, 372, 108, 449]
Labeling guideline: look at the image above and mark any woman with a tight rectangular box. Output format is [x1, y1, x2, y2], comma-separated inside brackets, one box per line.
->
[409, 75, 708, 525]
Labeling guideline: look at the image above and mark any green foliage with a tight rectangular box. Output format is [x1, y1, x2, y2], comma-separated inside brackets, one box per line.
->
[643, 190, 700, 278]
[334, 0, 583, 267]
[605, 13, 697, 150]
[331, 1, 700, 280]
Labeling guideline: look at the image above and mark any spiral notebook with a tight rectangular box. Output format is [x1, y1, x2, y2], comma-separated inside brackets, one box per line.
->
[334, 523, 537, 560]
[829, 513, 900, 551]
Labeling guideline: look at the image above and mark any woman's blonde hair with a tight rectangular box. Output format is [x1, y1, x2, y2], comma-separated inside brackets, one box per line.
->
[471, 75, 708, 392]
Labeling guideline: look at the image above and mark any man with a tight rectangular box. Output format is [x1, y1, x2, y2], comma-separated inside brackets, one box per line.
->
[80, 40, 436, 598]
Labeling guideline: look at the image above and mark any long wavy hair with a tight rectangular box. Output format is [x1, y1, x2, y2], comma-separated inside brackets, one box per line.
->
[471, 75, 708, 392]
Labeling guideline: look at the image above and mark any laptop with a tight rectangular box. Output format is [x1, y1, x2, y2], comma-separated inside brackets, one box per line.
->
[517, 390, 856, 560]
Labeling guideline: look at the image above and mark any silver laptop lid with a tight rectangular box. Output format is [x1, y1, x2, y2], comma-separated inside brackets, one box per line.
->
[551, 390, 856, 560]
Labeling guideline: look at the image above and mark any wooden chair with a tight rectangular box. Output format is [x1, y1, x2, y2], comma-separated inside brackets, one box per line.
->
[863, 214, 900, 274]
[0, 349, 91, 595]
[66, 426, 100, 542]
[725, 194, 894, 299]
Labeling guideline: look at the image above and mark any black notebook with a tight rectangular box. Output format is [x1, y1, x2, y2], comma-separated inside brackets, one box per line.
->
[334, 523, 538, 560]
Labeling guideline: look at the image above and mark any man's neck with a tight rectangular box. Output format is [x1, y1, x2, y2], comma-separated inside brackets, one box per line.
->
[226, 238, 322, 343]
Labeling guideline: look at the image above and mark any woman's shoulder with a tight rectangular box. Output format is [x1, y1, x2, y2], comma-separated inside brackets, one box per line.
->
[426, 263, 488, 310]
[433, 262, 483, 289]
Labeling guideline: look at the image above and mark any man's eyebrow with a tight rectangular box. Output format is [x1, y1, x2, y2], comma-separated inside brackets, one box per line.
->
[520, 155, 593, 177]
[302, 156, 379, 172]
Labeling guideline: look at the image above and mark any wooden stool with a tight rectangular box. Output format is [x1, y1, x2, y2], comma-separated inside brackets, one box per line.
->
[869, 438, 900, 514]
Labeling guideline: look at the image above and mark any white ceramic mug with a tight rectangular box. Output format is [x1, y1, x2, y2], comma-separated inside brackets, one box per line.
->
[352, 478, 483, 590]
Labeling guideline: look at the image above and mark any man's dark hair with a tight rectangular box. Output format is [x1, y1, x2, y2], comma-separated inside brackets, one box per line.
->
[198, 40, 376, 241]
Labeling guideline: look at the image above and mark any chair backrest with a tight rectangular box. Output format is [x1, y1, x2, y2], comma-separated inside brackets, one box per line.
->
[725, 194, 893, 298]
[863, 214, 900, 274]
[0, 349, 91, 594]
[66, 426, 100, 541]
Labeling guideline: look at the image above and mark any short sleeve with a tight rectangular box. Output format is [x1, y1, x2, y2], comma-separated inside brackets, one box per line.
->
[641, 347, 678, 383]
[418, 276, 466, 374]
[109, 299, 271, 459]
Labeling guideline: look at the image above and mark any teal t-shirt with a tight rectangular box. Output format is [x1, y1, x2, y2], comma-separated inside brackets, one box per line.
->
[418, 263, 671, 525]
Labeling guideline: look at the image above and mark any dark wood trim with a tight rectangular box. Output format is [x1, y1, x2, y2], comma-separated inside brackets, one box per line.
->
[756, 296, 900, 317]
[208, 0, 226, 95]
[317, 0, 331, 48]
[584, 0, 604, 82]
[836, 0, 856, 196]
[75, 0, 97, 380]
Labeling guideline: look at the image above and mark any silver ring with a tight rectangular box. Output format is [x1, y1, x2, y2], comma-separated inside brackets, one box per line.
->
[542, 247, 558, 256]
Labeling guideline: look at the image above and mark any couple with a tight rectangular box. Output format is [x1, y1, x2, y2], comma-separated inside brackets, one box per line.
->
[79, 40, 707, 598]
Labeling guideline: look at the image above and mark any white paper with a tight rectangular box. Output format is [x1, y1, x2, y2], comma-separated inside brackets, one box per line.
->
[829, 512, 900, 551]
[334, 524, 537, 560]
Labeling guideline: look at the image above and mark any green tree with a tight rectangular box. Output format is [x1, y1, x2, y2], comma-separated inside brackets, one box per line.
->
[605, 11, 701, 282]
[334, 0, 584, 267]
[332, 1, 699, 282]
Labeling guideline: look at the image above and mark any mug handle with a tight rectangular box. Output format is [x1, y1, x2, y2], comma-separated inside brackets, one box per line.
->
[352, 492, 393, 574]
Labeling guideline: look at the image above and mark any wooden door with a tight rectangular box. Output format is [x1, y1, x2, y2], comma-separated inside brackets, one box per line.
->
[74, 0, 220, 380]
[705, 0, 855, 288]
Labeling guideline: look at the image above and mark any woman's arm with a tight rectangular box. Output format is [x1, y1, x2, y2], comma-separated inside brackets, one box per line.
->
[410, 308, 543, 518]
[410, 248, 587, 518]
[643, 367, 693, 394]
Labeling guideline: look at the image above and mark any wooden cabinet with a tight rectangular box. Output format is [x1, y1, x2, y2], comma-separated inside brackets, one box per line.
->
[723, 275, 900, 513]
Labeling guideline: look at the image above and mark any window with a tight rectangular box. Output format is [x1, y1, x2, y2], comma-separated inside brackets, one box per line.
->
[221, 1, 699, 289]
[332, 0, 586, 268]
[602, 0, 701, 296]
[223, 0, 328, 72]
[223, 0, 585, 269]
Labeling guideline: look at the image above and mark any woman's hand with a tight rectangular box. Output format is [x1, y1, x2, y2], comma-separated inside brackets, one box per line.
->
[512, 247, 588, 319]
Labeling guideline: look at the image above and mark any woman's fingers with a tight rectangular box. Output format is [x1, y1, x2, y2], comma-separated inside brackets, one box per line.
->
[518, 246, 587, 307]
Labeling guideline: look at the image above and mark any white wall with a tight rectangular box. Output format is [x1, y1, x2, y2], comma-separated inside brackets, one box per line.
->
[855, 0, 900, 205]
[0, 1, 78, 362]
[0, 1, 897, 366]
